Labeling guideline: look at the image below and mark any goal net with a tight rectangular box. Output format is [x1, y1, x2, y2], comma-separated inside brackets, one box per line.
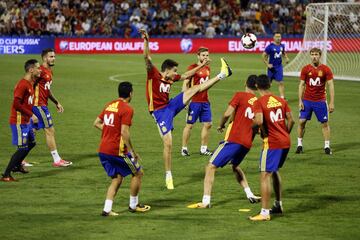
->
[284, 2, 360, 81]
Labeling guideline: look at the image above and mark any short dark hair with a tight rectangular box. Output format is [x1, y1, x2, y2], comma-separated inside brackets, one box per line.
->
[41, 48, 55, 58]
[246, 75, 257, 90]
[118, 81, 133, 98]
[256, 74, 271, 90]
[24, 59, 39, 72]
[310, 47, 322, 55]
[197, 47, 209, 55]
[161, 59, 178, 72]
[273, 32, 281, 36]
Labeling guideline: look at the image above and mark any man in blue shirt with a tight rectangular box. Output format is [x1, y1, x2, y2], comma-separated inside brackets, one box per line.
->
[262, 32, 290, 99]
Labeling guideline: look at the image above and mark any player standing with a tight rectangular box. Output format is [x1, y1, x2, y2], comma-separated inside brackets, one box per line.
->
[187, 75, 261, 209]
[296, 48, 335, 154]
[181, 47, 213, 157]
[1, 59, 41, 182]
[249, 75, 294, 221]
[140, 29, 232, 190]
[32, 48, 72, 167]
[94, 82, 150, 216]
[262, 32, 290, 99]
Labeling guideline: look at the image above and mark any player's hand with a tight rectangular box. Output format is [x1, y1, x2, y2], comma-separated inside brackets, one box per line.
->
[32, 114, 39, 124]
[139, 29, 149, 41]
[328, 102, 334, 113]
[285, 58, 290, 64]
[56, 103, 64, 113]
[267, 63, 273, 69]
[202, 59, 211, 66]
[217, 125, 225, 133]
[133, 152, 141, 161]
[299, 101, 304, 110]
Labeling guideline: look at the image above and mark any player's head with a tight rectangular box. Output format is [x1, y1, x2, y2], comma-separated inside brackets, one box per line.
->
[255, 74, 271, 90]
[310, 48, 322, 65]
[246, 75, 257, 91]
[24, 59, 41, 78]
[41, 48, 56, 67]
[161, 59, 179, 80]
[118, 81, 133, 101]
[273, 32, 282, 44]
[197, 47, 209, 64]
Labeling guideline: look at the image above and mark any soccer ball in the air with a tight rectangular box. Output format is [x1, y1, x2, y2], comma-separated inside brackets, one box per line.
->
[241, 33, 257, 49]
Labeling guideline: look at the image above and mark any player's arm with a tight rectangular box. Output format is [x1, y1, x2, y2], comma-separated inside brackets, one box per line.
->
[93, 117, 103, 130]
[180, 60, 210, 80]
[49, 90, 64, 113]
[262, 52, 272, 68]
[327, 79, 335, 113]
[285, 111, 295, 133]
[283, 51, 290, 64]
[217, 105, 235, 133]
[121, 124, 140, 160]
[139, 29, 153, 72]
[182, 78, 191, 92]
[298, 80, 305, 110]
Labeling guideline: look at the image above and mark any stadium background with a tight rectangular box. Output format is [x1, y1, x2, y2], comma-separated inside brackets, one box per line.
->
[1, 1, 360, 240]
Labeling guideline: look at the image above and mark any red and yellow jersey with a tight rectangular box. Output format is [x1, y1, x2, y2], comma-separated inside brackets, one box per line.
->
[34, 65, 53, 106]
[188, 63, 210, 102]
[254, 94, 291, 149]
[98, 99, 134, 156]
[146, 65, 181, 112]
[9, 79, 34, 124]
[300, 64, 333, 102]
[224, 92, 257, 149]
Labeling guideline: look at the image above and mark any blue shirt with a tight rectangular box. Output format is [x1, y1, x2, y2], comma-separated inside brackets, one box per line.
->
[265, 43, 285, 68]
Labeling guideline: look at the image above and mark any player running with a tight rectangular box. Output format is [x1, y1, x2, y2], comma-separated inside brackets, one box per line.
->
[296, 48, 335, 155]
[32, 48, 72, 167]
[262, 32, 290, 99]
[249, 75, 294, 221]
[140, 29, 232, 190]
[94, 82, 150, 216]
[181, 47, 213, 157]
[187, 75, 261, 209]
[1, 59, 41, 181]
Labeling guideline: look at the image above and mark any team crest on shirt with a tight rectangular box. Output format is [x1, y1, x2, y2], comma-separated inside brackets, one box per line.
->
[308, 72, 312, 76]
[266, 96, 282, 108]
[318, 70, 323, 77]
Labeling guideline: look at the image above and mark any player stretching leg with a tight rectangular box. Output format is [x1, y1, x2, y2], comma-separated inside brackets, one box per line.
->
[187, 75, 261, 208]
[94, 82, 150, 216]
[140, 29, 232, 190]
[296, 48, 335, 155]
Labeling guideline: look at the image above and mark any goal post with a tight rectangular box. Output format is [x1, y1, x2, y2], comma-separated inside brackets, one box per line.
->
[284, 2, 360, 81]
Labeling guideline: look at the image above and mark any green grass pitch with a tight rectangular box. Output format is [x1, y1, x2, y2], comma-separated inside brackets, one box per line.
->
[0, 53, 359, 240]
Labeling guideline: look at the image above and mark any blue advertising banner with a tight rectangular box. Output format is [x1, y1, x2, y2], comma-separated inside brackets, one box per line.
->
[0, 37, 54, 54]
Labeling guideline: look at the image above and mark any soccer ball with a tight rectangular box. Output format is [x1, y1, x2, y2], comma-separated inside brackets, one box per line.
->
[241, 33, 257, 49]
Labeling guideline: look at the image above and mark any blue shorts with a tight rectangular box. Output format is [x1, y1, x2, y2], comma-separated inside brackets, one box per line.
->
[210, 141, 250, 168]
[187, 102, 212, 124]
[99, 152, 142, 178]
[267, 66, 283, 82]
[32, 106, 53, 129]
[10, 123, 36, 149]
[152, 92, 186, 136]
[259, 148, 289, 172]
[300, 100, 328, 123]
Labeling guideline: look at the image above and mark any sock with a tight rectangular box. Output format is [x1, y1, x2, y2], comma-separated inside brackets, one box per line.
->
[200, 145, 207, 153]
[165, 171, 172, 180]
[274, 200, 282, 207]
[129, 195, 138, 209]
[244, 187, 254, 198]
[324, 141, 330, 148]
[260, 208, 270, 216]
[202, 195, 211, 206]
[3, 148, 29, 177]
[297, 138, 303, 147]
[280, 96, 285, 99]
[103, 199, 113, 213]
[51, 150, 61, 163]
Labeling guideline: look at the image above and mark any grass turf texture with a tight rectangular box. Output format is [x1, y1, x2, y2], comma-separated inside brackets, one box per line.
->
[0, 54, 359, 240]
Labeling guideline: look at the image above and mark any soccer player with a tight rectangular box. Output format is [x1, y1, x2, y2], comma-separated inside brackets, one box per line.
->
[262, 32, 290, 99]
[94, 82, 150, 216]
[181, 47, 213, 156]
[187, 75, 262, 209]
[296, 48, 335, 155]
[249, 74, 294, 221]
[32, 48, 72, 167]
[140, 29, 232, 190]
[1, 59, 41, 182]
